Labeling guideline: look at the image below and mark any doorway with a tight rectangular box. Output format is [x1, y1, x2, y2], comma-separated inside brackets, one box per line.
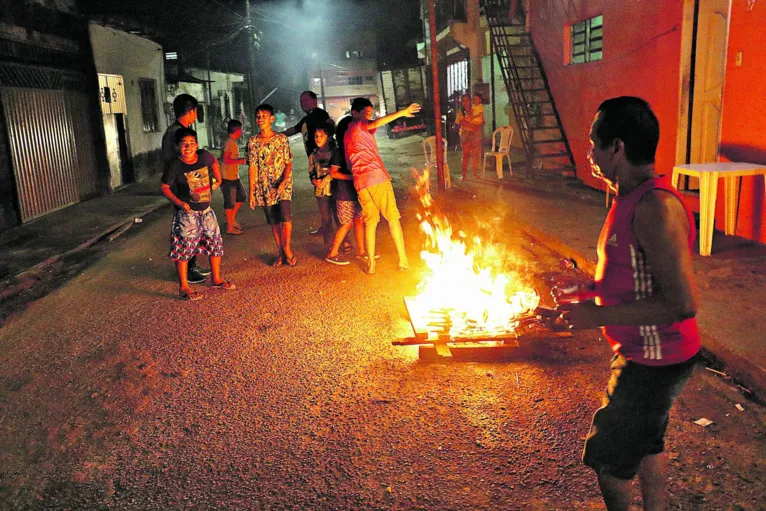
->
[677, 0, 731, 188]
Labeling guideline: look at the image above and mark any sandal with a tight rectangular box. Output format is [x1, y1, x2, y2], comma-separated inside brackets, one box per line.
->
[179, 290, 202, 301]
[286, 254, 298, 267]
[211, 279, 237, 290]
[272, 257, 284, 268]
[364, 259, 376, 275]
[398, 263, 410, 272]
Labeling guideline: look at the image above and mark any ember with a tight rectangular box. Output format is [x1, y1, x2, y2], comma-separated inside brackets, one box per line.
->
[407, 169, 540, 341]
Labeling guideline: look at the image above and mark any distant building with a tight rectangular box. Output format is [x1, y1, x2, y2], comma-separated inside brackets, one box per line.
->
[309, 30, 383, 121]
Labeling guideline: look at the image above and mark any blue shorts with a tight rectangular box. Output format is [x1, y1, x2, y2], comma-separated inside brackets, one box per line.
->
[583, 354, 697, 480]
[168, 208, 224, 262]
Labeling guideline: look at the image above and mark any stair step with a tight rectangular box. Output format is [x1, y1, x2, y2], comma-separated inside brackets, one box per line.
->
[532, 138, 565, 144]
[535, 151, 571, 158]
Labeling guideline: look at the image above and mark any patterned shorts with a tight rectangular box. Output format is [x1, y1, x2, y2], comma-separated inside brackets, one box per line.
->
[335, 199, 362, 225]
[168, 208, 224, 262]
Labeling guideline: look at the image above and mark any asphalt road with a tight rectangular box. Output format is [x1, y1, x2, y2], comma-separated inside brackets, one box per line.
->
[0, 136, 764, 510]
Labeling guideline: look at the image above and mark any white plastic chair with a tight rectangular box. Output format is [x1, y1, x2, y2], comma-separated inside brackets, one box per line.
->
[423, 136, 451, 189]
[483, 126, 514, 178]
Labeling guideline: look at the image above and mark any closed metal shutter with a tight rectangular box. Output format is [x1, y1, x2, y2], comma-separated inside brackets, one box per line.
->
[0, 62, 100, 222]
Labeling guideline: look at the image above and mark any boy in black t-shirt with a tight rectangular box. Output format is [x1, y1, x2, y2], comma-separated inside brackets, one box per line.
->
[161, 128, 237, 300]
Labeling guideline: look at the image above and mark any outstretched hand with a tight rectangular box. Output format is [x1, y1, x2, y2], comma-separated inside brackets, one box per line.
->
[404, 103, 422, 117]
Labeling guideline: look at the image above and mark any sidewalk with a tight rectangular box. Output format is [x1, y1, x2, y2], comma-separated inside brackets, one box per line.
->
[1, 134, 764, 398]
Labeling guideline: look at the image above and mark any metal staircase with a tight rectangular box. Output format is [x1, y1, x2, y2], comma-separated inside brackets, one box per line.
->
[481, 0, 576, 175]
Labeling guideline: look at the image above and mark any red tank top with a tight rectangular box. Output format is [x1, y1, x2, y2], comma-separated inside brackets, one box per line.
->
[595, 177, 700, 366]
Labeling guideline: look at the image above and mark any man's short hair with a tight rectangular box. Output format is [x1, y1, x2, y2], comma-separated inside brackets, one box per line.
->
[473, 92, 483, 101]
[315, 119, 335, 137]
[255, 103, 275, 115]
[301, 90, 317, 100]
[173, 94, 198, 119]
[350, 97, 373, 112]
[596, 96, 659, 165]
[227, 119, 243, 133]
[174, 127, 197, 145]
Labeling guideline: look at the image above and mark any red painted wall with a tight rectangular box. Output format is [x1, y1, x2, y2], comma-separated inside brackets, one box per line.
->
[718, 2, 766, 243]
[528, 0, 765, 245]
[528, 0, 684, 192]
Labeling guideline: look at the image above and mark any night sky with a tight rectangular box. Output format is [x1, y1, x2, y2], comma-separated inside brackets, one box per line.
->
[79, 0, 422, 73]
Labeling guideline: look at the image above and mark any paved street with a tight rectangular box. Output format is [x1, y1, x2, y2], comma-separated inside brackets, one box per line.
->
[0, 136, 764, 510]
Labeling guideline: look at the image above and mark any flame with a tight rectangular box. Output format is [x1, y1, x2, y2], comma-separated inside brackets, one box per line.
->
[409, 168, 539, 340]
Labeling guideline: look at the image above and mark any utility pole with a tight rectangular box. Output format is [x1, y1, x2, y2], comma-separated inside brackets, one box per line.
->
[428, 0, 445, 191]
[244, 0, 259, 135]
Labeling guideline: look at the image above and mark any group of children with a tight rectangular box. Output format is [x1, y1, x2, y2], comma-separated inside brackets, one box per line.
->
[161, 93, 421, 300]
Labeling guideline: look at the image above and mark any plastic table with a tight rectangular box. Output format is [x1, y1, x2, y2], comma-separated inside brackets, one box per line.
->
[671, 162, 766, 256]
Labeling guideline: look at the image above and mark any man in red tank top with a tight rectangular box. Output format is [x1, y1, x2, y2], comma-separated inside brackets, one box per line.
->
[557, 97, 700, 511]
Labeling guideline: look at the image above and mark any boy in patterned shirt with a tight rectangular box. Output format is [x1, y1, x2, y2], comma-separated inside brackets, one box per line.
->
[247, 104, 296, 267]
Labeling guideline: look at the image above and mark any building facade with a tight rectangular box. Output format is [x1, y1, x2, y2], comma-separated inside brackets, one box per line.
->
[0, 0, 108, 231]
[309, 30, 383, 121]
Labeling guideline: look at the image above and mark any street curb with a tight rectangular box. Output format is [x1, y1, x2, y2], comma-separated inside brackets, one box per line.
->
[502, 197, 765, 401]
[0, 202, 169, 303]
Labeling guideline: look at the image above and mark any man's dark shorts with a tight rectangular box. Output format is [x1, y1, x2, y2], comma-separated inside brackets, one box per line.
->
[262, 200, 292, 225]
[221, 178, 246, 209]
[583, 354, 697, 480]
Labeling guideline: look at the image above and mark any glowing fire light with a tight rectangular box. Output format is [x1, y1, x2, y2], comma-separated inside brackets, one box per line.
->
[409, 169, 539, 340]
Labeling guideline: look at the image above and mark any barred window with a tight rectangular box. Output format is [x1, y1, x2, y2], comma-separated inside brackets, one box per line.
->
[570, 15, 603, 64]
[139, 79, 159, 132]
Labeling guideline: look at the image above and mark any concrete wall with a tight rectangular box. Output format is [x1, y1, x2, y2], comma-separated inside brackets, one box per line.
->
[89, 23, 165, 181]
[718, 1, 766, 243]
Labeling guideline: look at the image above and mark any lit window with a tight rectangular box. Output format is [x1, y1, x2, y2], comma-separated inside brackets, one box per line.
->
[139, 79, 159, 132]
[165, 52, 178, 60]
[345, 51, 350, 59]
[570, 15, 602, 64]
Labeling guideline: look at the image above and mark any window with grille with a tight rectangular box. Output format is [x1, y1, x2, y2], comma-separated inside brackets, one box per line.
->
[139, 79, 159, 132]
[348, 76, 363, 85]
[570, 15, 603, 64]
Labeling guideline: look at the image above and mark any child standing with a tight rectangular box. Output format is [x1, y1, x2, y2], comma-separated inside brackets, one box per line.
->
[247, 104, 296, 267]
[325, 116, 365, 266]
[220, 120, 247, 235]
[308, 121, 337, 250]
[161, 128, 237, 300]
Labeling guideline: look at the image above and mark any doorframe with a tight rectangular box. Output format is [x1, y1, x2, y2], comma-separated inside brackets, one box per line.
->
[675, 0, 732, 167]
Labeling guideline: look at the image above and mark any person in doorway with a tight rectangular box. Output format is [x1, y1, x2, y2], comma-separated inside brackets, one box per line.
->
[248, 104, 296, 267]
[162, 94, 209, 283]
[556, 96, 700, 511]
[281, 90, 333, 236]
[161, 128, 236, 301]
[455, 93, 485, 180]
[344, 97, 420, 274]
[220, 119, 247, 235]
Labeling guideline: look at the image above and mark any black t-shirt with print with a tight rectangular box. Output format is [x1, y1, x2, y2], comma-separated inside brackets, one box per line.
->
[161, 150, 217, 211]
[292, 108, 331, 155]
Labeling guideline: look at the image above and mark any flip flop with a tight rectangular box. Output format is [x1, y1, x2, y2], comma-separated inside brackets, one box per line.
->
[226, 229, 243, 235]
[211, 279, 237, 290]
[272, 257, 284, 268]
[398, 264, 410, 272]
[179, 290, 202, 301]
[286, 254, 298, 267]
